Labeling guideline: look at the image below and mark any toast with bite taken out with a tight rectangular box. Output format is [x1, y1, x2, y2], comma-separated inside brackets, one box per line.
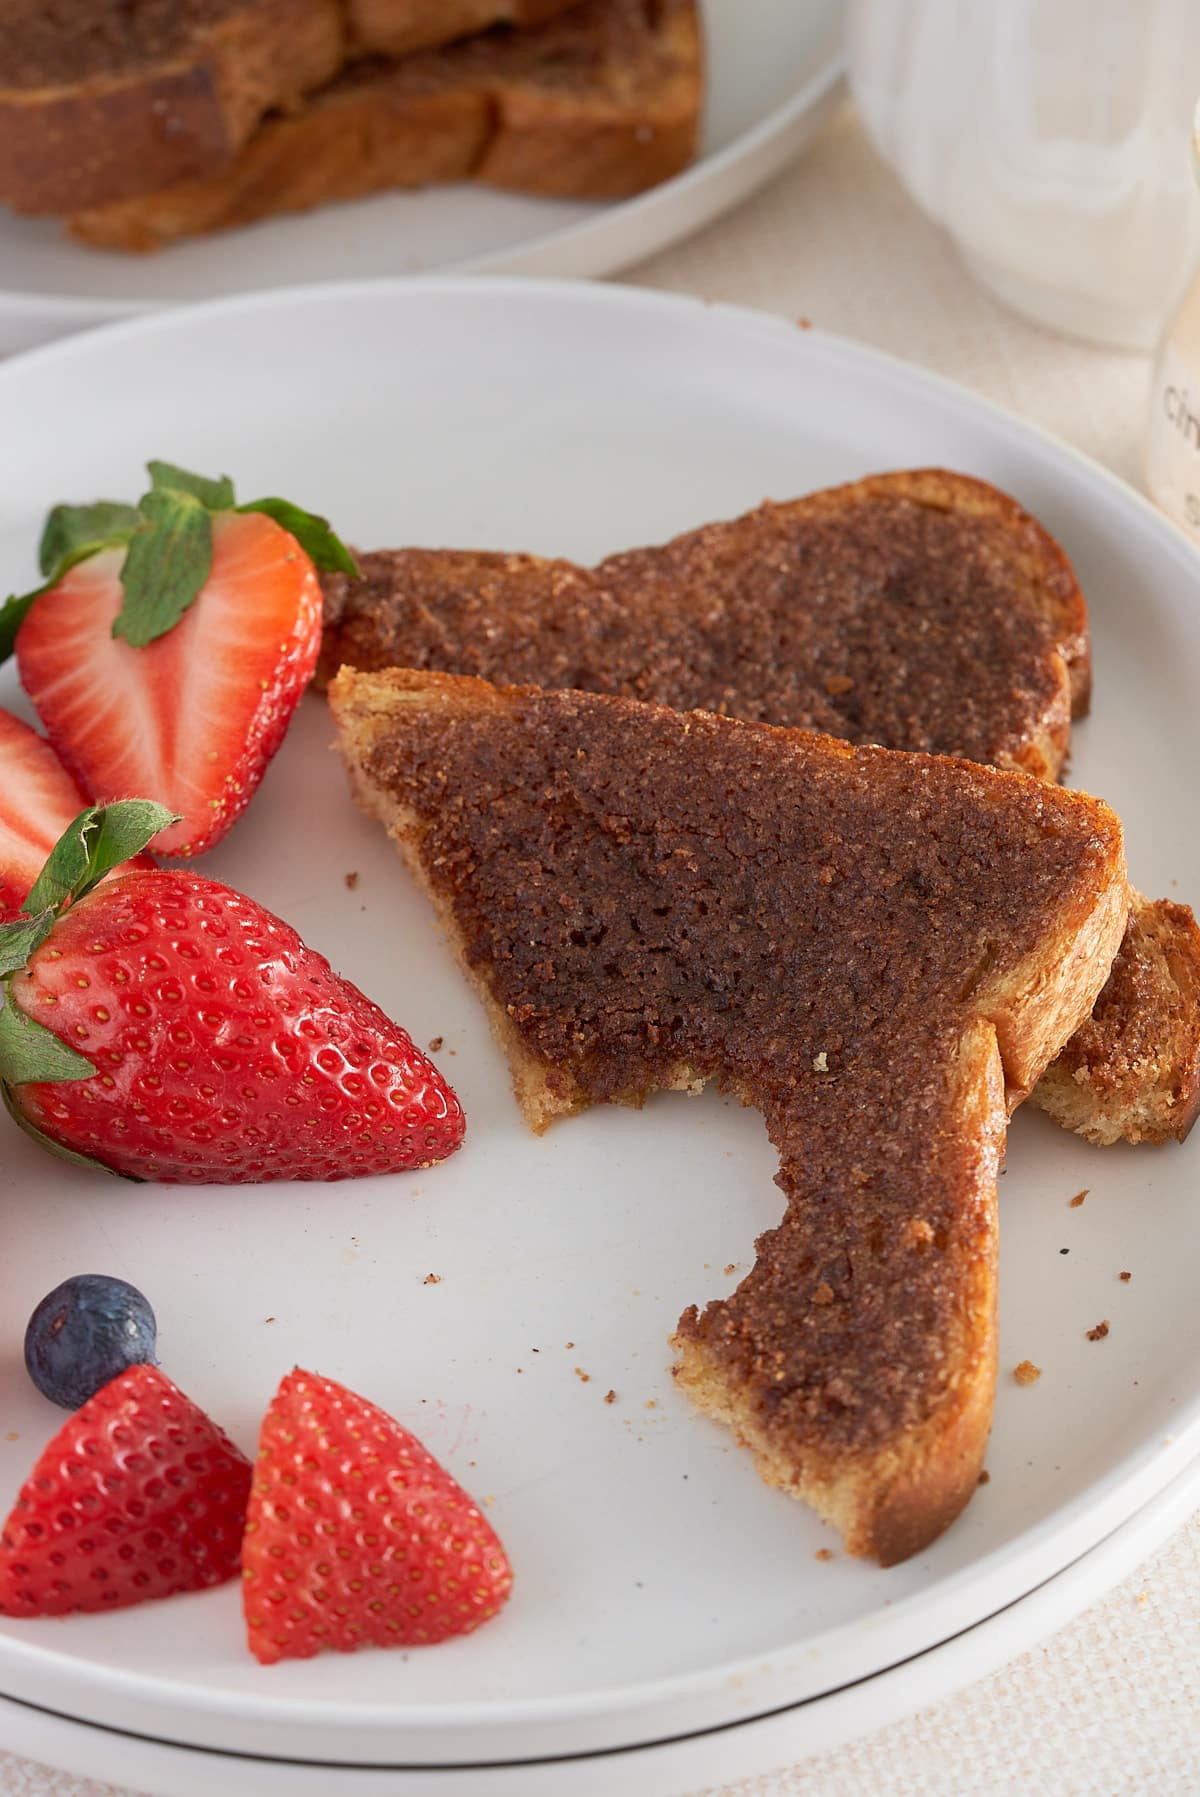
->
[328, 665, 1128, 1562]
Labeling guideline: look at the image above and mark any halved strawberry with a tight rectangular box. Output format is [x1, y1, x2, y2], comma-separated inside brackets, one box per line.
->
[0, 1364, 251, 1618]
[17, 510, 323, 858]
[242, 1369, 512, 1664]
[0, 709, 91, 918]
[4, 461, 356, 858]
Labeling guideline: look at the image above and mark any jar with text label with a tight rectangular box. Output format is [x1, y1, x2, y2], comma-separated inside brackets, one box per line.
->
[1147, 107, 1200, 545]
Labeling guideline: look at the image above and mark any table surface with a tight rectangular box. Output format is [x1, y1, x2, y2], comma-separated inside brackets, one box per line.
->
[3, 100, 1199, 1797]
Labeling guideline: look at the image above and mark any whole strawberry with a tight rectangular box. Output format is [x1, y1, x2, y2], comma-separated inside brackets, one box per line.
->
[0, 802, 464, 1183]
[243, 1368, 513, 1665]
[1, 460, 357, 858]
[0, 1364, 251, 1618]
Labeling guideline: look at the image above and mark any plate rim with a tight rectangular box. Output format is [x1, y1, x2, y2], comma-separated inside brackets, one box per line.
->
[2, 1452, 1197, 1788]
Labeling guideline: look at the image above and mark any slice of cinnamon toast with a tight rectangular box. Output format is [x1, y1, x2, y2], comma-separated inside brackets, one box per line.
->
[314, 467, 1200, 1147]
[67, 0, 702, 252]
[318, 469, 1090, 778]
[1, 0, 582, 217]
[328, 666, 1128, 1562]
[1032, 896, 1200, 1144]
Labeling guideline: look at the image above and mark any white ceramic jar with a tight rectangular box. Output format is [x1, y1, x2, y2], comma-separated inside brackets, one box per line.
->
[847, 0, 1200, 350]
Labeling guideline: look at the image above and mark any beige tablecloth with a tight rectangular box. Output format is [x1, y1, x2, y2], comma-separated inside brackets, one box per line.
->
[4, 101, 1199, 1797]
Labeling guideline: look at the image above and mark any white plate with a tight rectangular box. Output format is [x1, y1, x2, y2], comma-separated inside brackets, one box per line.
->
[0, 0, 844, 355]
[4, 1446, 1196, 1796]
[0, 278, 1198, 1776]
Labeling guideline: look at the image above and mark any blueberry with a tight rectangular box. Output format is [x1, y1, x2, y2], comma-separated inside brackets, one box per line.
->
[24, 1275, 158, 1410]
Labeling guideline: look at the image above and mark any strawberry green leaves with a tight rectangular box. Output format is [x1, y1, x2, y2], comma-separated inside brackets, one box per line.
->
[2, 461, 358, 664]
[38, 502, 141, 577]
[113, 488, 213, 648]
[236, 496, 358, 577]
[146, 461, 235, 510]
[0, 1001, 96, 1085]
[24, 801, 178, 917]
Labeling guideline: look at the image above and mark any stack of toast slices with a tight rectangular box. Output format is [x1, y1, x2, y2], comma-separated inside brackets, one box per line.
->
[323, 468, 1200, 1564]
[1, 0, 703, 251]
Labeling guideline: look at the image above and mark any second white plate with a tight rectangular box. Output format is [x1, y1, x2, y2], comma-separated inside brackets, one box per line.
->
[0, 0, 844, 353]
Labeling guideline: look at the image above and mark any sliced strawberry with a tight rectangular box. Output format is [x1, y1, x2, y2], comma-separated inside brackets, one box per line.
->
[0, 709, 92, 919]
[0, 1364, 251, 1618]
[0, 710, 155, 920]
[16, 509, 322, 858]
[242, 1369, 512, 1664]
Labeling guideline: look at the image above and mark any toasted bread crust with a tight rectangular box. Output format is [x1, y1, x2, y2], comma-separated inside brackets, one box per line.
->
[328, 666, 1127, 1561]
[67, 0, 703, 251]
[1032, 893, 1200, 1144]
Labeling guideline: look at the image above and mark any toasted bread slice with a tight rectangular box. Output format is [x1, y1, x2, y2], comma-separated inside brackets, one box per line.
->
[315, 467, 1200, 1147]
[329, 666, 1127, 1561]
[1030, 894, 1200, 1144]
[1, 0, 585, 216]
[68, 0, 703, 252]
[318, 469, 1089, 777]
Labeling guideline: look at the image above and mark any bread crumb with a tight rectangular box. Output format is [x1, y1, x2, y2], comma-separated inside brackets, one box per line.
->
[814, 1547, 834, 1561]
[4, 1432, 18, 1442]
[977, 1468, 990, 1485]
[823, 675, 855, 697]
[427, 1035, 444, 1053]
[905, 1218, 935, 1246]
[264, 1316, 276, 1324]
[423, 1273, 441, 1286]
[604, 1389, 616, 1404]
[1013, 1360, 1042, 1385]
[565, 1341, 575, 1350]
[1119, 1270, 1132, 1282]
[812, 1282, 834, 1305]
[344, 871, 359, 890]
[1069, 1188, 1088, 1208]
[812, 1050, 829, 1072]
[574, 1367, 590, 1383]
[797, 315, 813, 330]
[1087, 1320, 1110, 1341]
[644, 1399, 657, 1409]
[723, 1263, 736, 1277]
[1137, 1591, 1148, 1606]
